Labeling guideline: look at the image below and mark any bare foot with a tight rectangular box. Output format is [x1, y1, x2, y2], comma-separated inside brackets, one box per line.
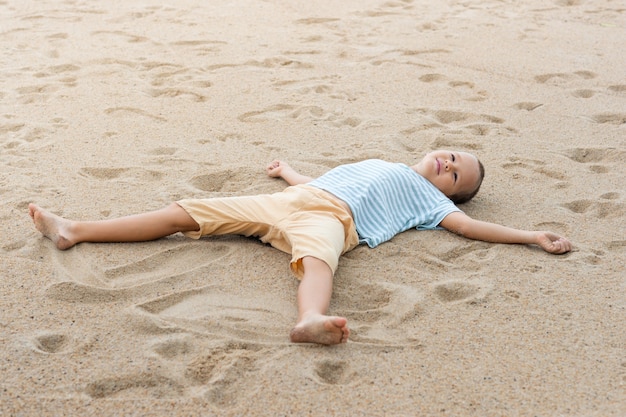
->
[29, 204, 76, 250]
[289, 314, 349, 345]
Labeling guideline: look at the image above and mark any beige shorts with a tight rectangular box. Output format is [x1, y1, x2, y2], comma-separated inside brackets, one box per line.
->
[176, 184, 359, 279]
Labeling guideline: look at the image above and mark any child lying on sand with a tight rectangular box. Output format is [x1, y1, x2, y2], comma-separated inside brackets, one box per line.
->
[30, 150, 571, 345]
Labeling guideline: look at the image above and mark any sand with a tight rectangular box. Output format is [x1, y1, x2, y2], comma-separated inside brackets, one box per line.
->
[1, 0, 625, 415]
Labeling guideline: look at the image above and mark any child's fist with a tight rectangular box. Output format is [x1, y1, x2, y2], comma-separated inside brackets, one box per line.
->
[537, 232, 572, 254]
[267, 160, 289, 178]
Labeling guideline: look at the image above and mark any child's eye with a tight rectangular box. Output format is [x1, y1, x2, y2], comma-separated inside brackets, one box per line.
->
[451, 153, 456, 162]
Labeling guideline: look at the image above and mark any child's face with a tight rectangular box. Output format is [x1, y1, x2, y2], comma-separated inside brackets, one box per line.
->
[414, 150, 481, 198]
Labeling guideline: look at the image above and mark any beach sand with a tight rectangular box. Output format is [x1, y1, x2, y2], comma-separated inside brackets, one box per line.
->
[1, 0, 625, 415]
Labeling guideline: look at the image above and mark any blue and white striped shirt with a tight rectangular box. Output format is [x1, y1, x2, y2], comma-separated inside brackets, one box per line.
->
[309, 159, 460, 248]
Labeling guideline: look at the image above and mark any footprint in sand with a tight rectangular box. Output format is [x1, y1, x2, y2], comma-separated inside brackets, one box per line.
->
[589, 113, 626, 125]
[184, 342, 261, 406]
[29, 332, 71, 354]
[569, 147, 623, 167]
[85, 372, 184, 399]
[79, 166, 164, 182]
[147, 146, 178, 156]
[560, 196, 625, 220]
[147, 337, 265, 405]
[310, 359, 355, 385]
[15, 83, 60, 104]
[27, 332, 89, 355]
[33, 63, 80, 89]
[190, 167, 260, 193]
[608, 85, 626, 95]
[168, 39, 226, 57]
[0, 122, 26, 135]
[104, 106, 167, 122]
[140, 60, 212, 102]
[513, 102, 544, 111]
[148, 87, 208, 102]
[418, 73, 488, 102]
[367, 48, 451, 67]
[407, 107, 516, 139]
[571, 89, 595, 99]
[532, 70, 624, 101]
[271, 76, 358, 102]
[502, 156, 569, 183]
[91, 30, 151, 44]
[150, 335, 195, 359]
[431, 279, 492, 304]
[565, 147, 625, 174]
[534, 70, 597, 85]
[207, 57, 312, 71]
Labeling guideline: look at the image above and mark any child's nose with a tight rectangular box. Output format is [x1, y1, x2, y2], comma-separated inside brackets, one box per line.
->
[446, 158, 458, 169]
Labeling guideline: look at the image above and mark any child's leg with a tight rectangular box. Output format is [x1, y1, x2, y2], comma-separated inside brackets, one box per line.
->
[29, 203, 199, 250]
[289, 256, 349, 345]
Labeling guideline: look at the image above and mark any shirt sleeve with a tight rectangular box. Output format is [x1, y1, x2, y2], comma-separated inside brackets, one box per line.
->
[416, 198, 462, 230]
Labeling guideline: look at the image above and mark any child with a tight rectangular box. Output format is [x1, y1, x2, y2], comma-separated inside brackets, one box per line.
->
[29, 150, 572, 345]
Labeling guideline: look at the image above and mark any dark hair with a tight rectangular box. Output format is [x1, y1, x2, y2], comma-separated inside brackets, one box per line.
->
[449, 159, 485, 204]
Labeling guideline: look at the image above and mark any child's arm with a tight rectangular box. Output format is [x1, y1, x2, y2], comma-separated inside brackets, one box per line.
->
[266, 160, 314, 185]
[439, 211, 572, 254]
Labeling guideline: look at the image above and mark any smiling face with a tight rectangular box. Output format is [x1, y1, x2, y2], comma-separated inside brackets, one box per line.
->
[412, 150, 483, 203]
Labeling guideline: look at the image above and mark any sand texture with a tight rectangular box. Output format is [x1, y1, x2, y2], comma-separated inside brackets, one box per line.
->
[1, 0, 625, 415]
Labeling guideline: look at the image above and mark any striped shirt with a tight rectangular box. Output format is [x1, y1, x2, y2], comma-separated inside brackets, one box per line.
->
[309, 159, 460, 247]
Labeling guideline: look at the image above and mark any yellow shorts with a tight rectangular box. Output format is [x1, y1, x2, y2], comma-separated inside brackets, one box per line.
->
[176, 184, 359, 278]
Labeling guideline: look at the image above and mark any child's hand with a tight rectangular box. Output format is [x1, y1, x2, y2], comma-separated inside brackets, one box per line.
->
[267, 160, 290, 178]
[536, 232, 572, 254]
[266, 160, 313, 185]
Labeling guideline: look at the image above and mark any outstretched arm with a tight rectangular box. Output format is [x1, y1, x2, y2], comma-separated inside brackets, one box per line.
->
[439, 211, 572, 254]
[267, 160, 314, 185]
